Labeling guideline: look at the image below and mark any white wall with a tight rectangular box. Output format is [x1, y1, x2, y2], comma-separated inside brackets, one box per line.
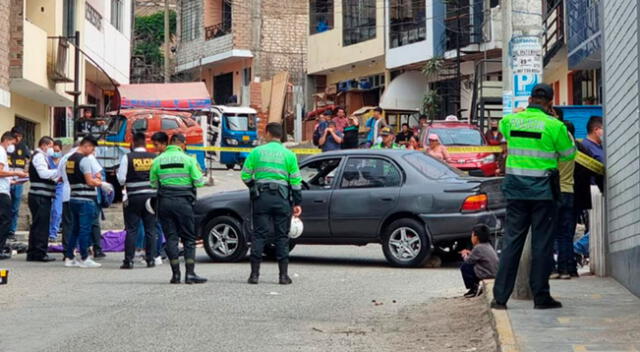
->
[385, 0, 433, 69]
[83, 0, 132, 84]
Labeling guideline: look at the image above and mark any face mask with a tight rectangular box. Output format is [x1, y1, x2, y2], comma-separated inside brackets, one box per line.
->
[6, 144, 15, 154]
[52, 152, 62, 159]
[46, 148, 55, 157]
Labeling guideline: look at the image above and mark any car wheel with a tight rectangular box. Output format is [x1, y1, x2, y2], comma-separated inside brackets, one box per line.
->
[382, 218, 431, 268]
[262, 242, 296, 259]
[203, 216, 247, 262]
[225, 163, 235, 170]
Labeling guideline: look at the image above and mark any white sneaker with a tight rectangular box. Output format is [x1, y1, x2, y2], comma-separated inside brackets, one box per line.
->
[154, 256, 163, 265]
[78, 258, 102, 268]
[64, 258, 80, 267]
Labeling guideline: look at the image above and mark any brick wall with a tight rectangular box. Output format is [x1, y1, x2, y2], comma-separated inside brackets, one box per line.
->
[231, 0, 252, 50]
[0, 0, 10, 94]
[8, 0, 24, 79]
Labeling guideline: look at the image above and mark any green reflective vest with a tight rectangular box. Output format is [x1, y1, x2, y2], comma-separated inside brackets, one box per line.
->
[371, 142, 403, 149]
[150, 145, 204, 197]
[500, 106, 576, 200]
[241, 141, 302, 191]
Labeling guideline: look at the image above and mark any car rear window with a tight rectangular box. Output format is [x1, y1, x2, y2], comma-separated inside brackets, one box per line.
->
[430, 128, 483, 146]
[403, 152, 465, 179]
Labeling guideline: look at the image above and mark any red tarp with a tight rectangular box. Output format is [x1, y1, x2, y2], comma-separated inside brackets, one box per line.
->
[119, 82, 212, 110]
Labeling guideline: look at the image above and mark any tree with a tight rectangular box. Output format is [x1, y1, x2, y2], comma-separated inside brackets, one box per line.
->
[131, 11, 177, 83]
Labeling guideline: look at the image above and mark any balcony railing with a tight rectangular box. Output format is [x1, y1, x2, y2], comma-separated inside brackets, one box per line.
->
[205, 21, 232, 41]
[543, 0, 564, 66]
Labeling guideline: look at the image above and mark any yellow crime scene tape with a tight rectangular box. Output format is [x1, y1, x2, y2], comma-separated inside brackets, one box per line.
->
[98, 141, 604, 174]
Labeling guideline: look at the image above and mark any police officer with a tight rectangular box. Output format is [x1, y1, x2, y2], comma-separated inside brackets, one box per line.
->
[492, 84, 576, 310]
[241, 122, 303, 285]
[150, 133, 206, 284]
[27, 136, 59, 262]
[117, 132, 158, 269]
[372, 127, 403, 149]
[8, 126, 30, 240]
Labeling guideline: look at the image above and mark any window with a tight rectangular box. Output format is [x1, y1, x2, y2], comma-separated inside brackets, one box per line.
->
[181, 0, 201, 41]
[225, 114, 257, 131]
[389, 0, 426, 48]
[161, 118, 180, 130]
[300, 158, 341, 190]
[86, 4, 102, 30]
[403, 152, 464, 180]
[63, 0, 76, 37]
[132, 118, 148, 132]
[110, 0, 123, 32]
[429, 128, 483, 146]
[310, 0, 334, 34]
[343, 0, 376, 46]
[340, 158, 401, 189]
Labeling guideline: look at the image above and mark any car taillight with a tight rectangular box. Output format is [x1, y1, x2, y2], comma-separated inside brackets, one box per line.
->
[461, 194, 488, 212]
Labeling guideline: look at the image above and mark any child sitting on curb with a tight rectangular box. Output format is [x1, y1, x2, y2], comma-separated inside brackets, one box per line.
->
[459, 224, 499, 298]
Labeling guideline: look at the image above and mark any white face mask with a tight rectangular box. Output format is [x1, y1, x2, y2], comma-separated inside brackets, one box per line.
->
[46, 147, 55, 157]
[6, 144, 15, 154]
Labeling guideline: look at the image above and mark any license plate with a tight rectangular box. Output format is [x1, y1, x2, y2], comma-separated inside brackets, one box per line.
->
[242, 136, 250, 141]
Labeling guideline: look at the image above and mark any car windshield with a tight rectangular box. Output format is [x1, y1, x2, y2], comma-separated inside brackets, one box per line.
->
[430, 128, 483, 146]
[403, 152, 465, 179]
[226, 114, 257, 131]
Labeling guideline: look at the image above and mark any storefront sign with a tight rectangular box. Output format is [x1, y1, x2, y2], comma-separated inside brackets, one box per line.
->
[509, 36, 543, 111]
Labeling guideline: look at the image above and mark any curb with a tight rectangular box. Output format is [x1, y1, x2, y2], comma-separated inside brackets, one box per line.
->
[482, 279, 521, 352]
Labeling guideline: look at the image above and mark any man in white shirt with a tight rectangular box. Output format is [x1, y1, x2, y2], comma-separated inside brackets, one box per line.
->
[26, 137, 59, 262]
[0, 132, 28, 260]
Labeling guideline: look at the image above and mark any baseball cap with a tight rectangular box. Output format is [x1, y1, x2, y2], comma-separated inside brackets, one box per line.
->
[379, 127, 393, 136]
[531, 83, 554, 101]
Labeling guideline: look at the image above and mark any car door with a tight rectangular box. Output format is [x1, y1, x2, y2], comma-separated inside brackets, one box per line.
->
[298, 157, 343, 238]
[330, 156, 402, 238]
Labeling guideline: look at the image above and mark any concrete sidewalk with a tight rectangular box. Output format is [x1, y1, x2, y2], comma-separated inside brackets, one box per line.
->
[491, 275, 640, 352]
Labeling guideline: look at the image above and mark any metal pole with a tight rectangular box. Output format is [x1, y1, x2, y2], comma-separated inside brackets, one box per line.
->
[73, 30, 80, 141]
[164, 0, 170, 83]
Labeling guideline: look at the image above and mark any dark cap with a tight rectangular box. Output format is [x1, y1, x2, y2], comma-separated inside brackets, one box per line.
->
[80, 135, 98, 147]
[10, 126, 24, 136]
[374, 107, 383, 113]
[531, 83, 554, 101]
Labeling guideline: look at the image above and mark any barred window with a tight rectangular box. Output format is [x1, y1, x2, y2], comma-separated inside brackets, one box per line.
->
[310, 0, 334, 34]
[343, 0, 376, 46]
[181, 0, 201, 42]
[389, 0, 426, 48]
[110, 0, 123, 32]
[86, 3, 102, 31]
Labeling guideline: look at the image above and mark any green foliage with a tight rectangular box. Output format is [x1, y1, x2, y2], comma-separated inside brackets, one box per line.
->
[133, 11, 177, 65]
[422, 58, 445, 118]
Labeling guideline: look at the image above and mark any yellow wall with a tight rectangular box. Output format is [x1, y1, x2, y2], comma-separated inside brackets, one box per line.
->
[326, 60, 385, 85]
[26, 0, 59, 34]
[0, 93, 51, 139]
[544, 56, 570, 105]
[308, 0, 385, 74]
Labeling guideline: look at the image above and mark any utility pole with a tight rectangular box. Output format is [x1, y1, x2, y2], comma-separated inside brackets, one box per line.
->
[164, 0, 170, 83]
[502, 0, 545, 300]
[72, 31, 81, 141]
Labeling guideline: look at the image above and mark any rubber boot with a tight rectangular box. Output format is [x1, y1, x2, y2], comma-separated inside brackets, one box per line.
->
[248, 260, 260, 284]
[184, 263, 207, 284]
[170, 262, 181, 284]
[278, 260, 292, 285]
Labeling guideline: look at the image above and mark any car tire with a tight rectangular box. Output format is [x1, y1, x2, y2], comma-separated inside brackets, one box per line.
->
[381, 218, 431, 268]
[203, 216, 248, 262]
[225, 163, 236, 170]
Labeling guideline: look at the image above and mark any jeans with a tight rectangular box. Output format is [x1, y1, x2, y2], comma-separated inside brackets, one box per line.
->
[91, 206, 103, 253]
[66, 199, 98, 260]
[49, 184, 64, 239]
[137, 221, 165, 253]
[460, 263, 480, 290]
[554, 193, 577, 274]
[9, 183, 24, 233]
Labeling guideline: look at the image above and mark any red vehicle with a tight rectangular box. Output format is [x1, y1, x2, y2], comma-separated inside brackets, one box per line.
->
[423, 120, 498, 177]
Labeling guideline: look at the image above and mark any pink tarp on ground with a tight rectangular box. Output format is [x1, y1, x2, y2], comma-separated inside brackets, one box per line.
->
[119, 82, 212, 110]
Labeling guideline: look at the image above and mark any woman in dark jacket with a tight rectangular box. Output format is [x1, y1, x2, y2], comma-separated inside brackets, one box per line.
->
[342, 116, 360, 149]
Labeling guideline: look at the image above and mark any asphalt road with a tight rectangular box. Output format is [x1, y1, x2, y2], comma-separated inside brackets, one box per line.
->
[0, 245, 467, 352]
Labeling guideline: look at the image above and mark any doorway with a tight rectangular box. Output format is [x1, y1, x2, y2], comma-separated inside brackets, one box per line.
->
[214, 72, 234, 105]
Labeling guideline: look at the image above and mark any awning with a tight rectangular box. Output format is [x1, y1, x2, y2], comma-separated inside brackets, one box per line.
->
[119, 82, 212, 110]
[379, 71, 428, 112]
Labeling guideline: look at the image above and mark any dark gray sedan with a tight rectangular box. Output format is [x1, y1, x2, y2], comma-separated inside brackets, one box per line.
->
[195, 149, 505, 267]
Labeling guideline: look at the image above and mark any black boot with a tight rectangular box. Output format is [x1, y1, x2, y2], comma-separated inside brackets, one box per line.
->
[185, 263, 207, 284]
[278, 261, 292, 285]
[248, 260, 260, 284]
[120, 261, 133, 269]
[170, 262, 181, 284]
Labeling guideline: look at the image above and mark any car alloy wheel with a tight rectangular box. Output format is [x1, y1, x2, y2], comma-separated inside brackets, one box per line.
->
[388, 227, 422, 261]
[209, 224, 240, 258]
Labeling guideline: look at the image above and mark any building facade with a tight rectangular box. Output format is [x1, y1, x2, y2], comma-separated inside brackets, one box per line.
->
[602, 0, 640, 297]
[175, 0, 307, 107]
[2, 0, 132, 142]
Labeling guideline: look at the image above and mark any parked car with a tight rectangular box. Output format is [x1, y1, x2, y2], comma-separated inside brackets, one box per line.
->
[423, 120, 498, 177]
[195, 149, 505, 268]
